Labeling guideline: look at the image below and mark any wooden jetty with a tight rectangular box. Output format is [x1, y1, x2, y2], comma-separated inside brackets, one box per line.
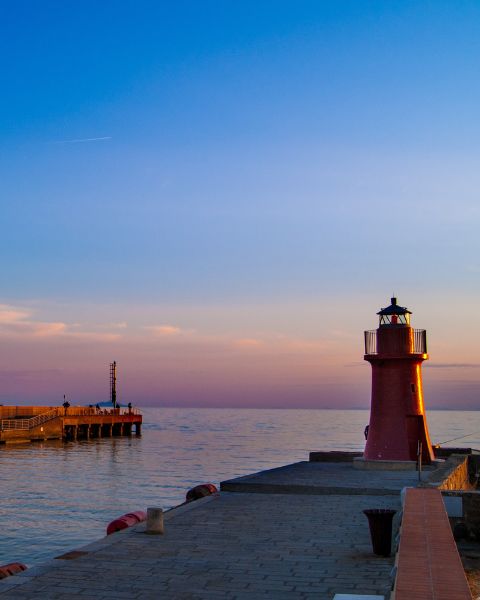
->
[0, 405, 142, 444]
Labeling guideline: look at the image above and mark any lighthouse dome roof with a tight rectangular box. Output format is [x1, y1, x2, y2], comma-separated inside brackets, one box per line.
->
[377, 297, 411, 316]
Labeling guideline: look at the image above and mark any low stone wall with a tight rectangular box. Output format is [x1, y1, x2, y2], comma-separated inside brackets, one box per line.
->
[420, 454, 475, 491]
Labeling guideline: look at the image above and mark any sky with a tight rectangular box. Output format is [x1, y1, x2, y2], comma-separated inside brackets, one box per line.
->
[1, 1, 480, 408]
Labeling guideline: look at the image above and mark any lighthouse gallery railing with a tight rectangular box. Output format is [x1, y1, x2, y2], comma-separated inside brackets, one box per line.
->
[364, 329, 427, 355]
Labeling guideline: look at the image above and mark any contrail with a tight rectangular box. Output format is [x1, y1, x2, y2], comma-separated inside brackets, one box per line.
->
[53, 136, 112, 144]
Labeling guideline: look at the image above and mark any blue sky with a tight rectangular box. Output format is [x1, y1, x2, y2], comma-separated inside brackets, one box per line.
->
[1, 2, 480, 407]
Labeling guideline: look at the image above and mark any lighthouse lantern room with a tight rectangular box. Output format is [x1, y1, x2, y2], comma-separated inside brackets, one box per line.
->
[363, 297, 434, 464]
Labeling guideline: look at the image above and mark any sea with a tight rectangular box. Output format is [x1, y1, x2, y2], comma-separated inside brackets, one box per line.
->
[1, 407, 479, 567]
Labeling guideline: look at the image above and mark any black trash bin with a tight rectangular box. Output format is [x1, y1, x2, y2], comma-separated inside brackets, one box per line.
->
[363, 509, 397, 557]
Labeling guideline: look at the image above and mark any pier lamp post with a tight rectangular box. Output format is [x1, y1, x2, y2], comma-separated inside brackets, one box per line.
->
[363, 297, 435, 464]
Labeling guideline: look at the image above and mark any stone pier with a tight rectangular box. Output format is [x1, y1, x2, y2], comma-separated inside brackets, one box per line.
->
[0, 451, 474, 599]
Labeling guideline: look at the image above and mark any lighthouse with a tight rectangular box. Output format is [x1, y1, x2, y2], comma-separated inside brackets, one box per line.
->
[363, 297, 434, 464]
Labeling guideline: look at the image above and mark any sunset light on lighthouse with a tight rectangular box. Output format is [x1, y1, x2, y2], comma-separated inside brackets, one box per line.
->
[363, 297, 435, 464]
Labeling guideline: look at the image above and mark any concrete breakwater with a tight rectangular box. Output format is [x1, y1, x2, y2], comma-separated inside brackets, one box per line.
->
[0, 405, 142, 444]
[0, 449, 476, 599]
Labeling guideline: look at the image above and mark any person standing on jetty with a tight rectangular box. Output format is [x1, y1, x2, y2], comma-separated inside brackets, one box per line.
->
[62, 395, 70, 415]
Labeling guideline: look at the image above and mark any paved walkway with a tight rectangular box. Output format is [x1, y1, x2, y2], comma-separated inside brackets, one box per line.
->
[2, 458, 440, 599]
[0, 491, 399, 599]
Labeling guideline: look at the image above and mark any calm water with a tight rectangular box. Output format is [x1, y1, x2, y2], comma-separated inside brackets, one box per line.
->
[1, 407, 479, 566]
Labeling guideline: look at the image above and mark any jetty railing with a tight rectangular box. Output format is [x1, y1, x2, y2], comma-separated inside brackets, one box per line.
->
[0, 407, 61, 431]
[28, 407, 60, 428]
[0, 419, 32, 431]
[364, 328, 427, 355]
[63, 407, 141, 417]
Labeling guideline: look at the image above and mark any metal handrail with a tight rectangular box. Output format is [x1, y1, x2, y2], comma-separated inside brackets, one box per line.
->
[62, 407, 141, 417]
[364, 330, 377, 355]
[29, 407, 60, 428]
[364, 328, 427, 355]
[0, 419, 31, 430]
[0, 407, 60, 431]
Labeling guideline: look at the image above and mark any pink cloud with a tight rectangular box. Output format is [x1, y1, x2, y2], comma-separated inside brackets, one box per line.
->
[147, 325, 183, 336]
[65, 331, 122, 342]
[31, 322, 67, 336]
[233, 338, 264, 348]
[0, 304, 32, 323]
[0, 303, 122, 341]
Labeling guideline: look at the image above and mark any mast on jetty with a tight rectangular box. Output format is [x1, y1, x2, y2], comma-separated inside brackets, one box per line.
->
[110, 361, 117, 409]
[363, 297, 434, 464]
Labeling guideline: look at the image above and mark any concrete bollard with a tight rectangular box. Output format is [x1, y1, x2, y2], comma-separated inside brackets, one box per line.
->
[146, 507, 164, 534]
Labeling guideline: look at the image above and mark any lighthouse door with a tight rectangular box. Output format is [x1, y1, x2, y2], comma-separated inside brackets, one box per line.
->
[406, 415, 424, 461]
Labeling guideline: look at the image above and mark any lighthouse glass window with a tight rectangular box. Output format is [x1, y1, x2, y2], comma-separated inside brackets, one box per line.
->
[379, 313, 410, 326]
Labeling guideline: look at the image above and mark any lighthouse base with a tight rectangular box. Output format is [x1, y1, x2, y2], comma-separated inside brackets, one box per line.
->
[353, 458, 439, 471]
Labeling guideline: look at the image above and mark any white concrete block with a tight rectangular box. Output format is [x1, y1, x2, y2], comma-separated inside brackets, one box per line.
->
[146, 507, 164, 534]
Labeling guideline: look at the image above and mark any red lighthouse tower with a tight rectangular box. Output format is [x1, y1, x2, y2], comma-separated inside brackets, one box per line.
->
[364, 297, 434, 464]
